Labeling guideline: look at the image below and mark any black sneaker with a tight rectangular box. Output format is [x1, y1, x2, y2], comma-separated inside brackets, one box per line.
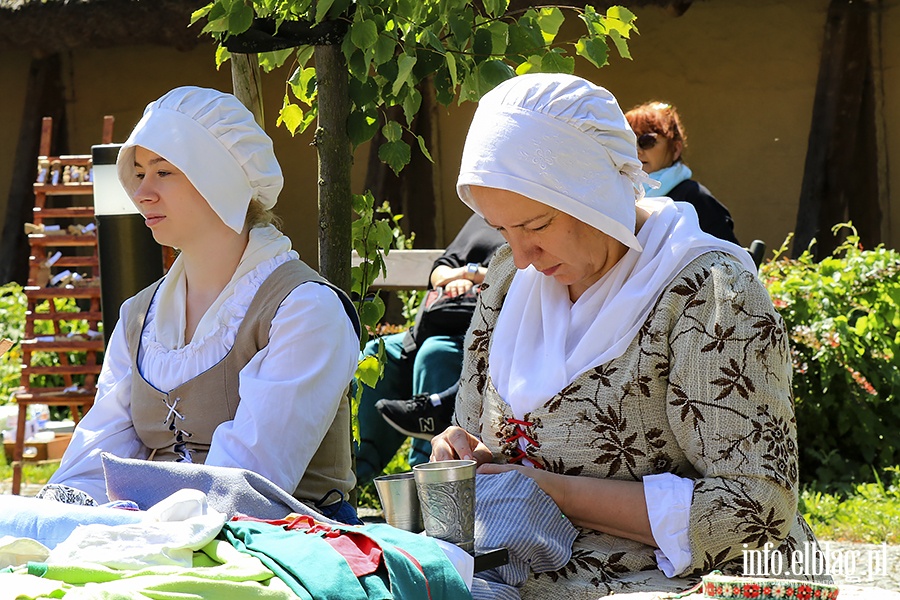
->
[375, 394, 453, 441]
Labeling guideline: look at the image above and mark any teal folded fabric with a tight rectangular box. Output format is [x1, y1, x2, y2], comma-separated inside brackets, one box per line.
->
[222, 519, 470, 600]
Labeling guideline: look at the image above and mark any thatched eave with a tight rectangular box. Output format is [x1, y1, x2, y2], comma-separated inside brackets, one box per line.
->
[0, 0, 210, 54]
[0, 0, 693, 55]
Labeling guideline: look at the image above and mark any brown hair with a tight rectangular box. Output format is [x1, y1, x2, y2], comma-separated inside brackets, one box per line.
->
[625, 101, 688, 149]
[245, 198, 283, 230]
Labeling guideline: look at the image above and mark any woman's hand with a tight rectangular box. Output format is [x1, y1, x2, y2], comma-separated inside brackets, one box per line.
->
[430, 426, 494, 465]
[441, 278, 474, 298]
[430, 265, 483, 293]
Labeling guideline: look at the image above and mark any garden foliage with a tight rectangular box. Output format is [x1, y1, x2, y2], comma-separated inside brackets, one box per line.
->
[761, 225, 900, 487]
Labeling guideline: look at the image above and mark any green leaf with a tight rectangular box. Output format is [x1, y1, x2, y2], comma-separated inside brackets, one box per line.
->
[515, 55, 541, 75]
[540, 49, 574, 73]
[214, 45, 231, 68]
[373, 34, 396, 66]
[288, 67, 317, 104]
[393, 53, 418, 97]
[608, 6, 637, 25]
[487, 21, 509, 56]
[315, 0, 335, 23]
[536, 6, 564, 43]
[359, 295, 386, 325]
[378, 140, 411, 175]
[418, 28, 445, 54]
[448, 7, 474, 43]
[227, 2, 254, 34]
[402, 86, 422, 125]
[482, 0, 509, 18]
[348, 108, 379, 146]
[351, 19, 379, 51]
[190, 4, 212, 26]
[416, 134, 434, 163]
[277, 102, 305, 136]
[477, 59, 516, 93]
[445, 52, 458, 87]
[507, 13, 544, 56]
[575, 36, 609, 69]
[349, 77, 379, 109]
[356, 355, 383, 388]
[473, 28, 492, 63]
[608, 29, 632, 59]
[382, 120, 403, 143]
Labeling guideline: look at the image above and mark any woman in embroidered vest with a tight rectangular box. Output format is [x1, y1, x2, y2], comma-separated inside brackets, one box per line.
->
[44, 87, 363, 525]
[430, 74, 828, 597]
[625, 100, 739, 244]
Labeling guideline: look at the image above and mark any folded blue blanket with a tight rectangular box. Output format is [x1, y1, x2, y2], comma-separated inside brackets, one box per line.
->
[0, 495, 145, 549]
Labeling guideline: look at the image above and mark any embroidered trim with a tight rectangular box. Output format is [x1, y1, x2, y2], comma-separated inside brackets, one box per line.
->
[699, 573, 839, 599]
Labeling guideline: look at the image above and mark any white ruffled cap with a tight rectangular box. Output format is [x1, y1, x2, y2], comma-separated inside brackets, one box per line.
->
[116, 86, 283, 234]
[456, 73, 648, 251]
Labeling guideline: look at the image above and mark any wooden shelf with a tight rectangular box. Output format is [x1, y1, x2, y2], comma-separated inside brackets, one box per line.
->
[11, 115, 112, 496]
[19, 339, 104, 352]
[24, 286, 101, 299]
[27, 233, 98, 246]
[32, 183, 94, 196]
[34, 207, 95, 218]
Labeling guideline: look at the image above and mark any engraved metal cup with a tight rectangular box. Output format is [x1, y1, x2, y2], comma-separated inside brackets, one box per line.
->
[413, 459, 477, 552]
[373, 472, 424, 533]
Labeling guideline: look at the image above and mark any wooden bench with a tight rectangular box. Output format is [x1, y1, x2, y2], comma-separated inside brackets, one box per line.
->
[351, 239, 766, 294]
[351, 249, 444, 291]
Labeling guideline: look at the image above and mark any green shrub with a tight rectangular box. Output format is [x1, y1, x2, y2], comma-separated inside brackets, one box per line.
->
[761, 225, 900, 488]
[0, 282, 98, 410]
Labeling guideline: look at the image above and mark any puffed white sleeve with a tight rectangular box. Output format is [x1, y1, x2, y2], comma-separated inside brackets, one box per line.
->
[47, 297, 150, 503]
[204, 282, 358, 494]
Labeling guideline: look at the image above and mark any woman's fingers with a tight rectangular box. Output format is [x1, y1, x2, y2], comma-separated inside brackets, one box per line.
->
[430, 426, 493, 465]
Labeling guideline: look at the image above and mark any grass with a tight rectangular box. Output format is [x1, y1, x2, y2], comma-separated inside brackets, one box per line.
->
[0, 449, 61, 488]
[800, 471, 900, 545]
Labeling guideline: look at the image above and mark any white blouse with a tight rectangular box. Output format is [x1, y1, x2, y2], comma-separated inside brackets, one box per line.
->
[49, 252, 359, 503]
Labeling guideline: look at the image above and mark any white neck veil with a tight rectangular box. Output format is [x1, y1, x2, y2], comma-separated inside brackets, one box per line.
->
[456, 74, 756, 418]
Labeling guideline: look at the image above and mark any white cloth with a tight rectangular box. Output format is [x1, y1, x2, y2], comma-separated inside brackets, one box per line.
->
[456, 73, 657, 252]
[117, 86, 283, 233]
[48, 489, 226, 569]
[491, 197, 756, 418]
[154, 225, 291, 349]
[644, 472, 695, 577]
[48, 244, 359, 503]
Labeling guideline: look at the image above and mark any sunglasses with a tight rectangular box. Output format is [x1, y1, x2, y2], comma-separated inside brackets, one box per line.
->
[637, 132, 661, 150]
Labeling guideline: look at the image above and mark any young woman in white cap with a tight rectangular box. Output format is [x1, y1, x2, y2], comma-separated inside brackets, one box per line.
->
[45, 87, 363, 524]
[431, 74, 828, 596]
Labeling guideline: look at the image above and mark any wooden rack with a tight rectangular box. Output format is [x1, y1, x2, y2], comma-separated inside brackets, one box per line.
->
[10, 116, 112, 495]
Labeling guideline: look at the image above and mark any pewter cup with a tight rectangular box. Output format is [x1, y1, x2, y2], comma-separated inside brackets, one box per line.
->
[413, 459, 476, 552]
[373, 472, 424, 533]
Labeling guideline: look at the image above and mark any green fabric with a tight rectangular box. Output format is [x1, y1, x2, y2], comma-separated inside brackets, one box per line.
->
[223, 521, 356, 600]
[0, 571, 69, 599]
[222, 520, 471, 600]
[12, 540, 296, 599]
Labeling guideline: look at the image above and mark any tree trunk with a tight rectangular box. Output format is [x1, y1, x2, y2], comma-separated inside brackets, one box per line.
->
[231, 53, 265, 126]
[792, 0, 878, 259]
[0, 53, 67, 284]
[314, 43, 352, 295]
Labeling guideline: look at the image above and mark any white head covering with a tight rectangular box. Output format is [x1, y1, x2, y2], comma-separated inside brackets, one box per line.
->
[456, 74, 757, 420]
[456, 73, 656, 252]
[116, 86, 283, 234]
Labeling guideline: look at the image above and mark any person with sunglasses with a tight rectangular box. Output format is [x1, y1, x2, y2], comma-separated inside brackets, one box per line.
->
[625, 101, 740, 244]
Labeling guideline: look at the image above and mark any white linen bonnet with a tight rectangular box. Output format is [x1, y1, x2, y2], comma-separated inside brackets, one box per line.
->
[456, 73, 649, 251]
[116, 86, 283, 234]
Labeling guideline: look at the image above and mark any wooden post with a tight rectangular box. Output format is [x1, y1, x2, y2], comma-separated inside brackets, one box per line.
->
[231, 53, 265, 127]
